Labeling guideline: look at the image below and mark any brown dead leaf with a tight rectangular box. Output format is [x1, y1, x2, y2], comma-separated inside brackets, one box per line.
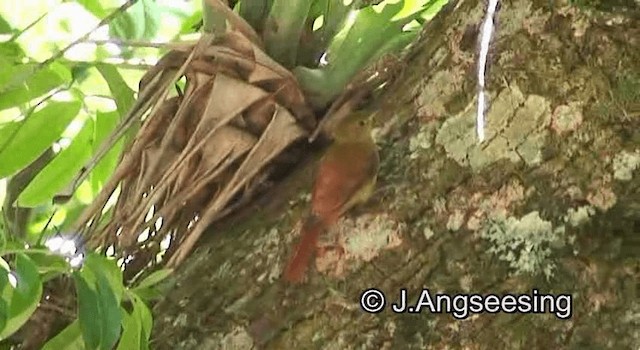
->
[74, 28, 318, 274]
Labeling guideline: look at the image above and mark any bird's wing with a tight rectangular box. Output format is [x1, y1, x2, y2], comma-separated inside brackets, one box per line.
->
[310, 142, 379, 221]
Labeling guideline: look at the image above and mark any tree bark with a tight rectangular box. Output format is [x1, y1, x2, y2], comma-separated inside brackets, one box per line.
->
[152, 0, 640, 348]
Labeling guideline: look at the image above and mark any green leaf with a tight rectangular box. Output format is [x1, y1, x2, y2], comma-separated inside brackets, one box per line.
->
[17, 118, 95, 207]
[369, 30, 418, 64]
[131, 286, 162, 302]
[77, 0, 109, 18]
[109, 3, 139, 41]
[325, 0, 421, 73]
[71, 64, 92, 84]
[96, 65, 135, 119]
[294, 0, 426, 107]
[90, 111, 122, 195]
[140, 0, 161, 39]
[263, 0, 313, 68]
[0, 268, 8, 333]
[133, 269, 172, 290]
[83, 253, 124, 303]
[117, 308, 142, 350]
[94, 271, 123, 349]
[121, 291, 152, 349]
[0, 15, 12, 34]
[132, 293, 152, 348]
[24, 251, 70, 281]
[74, 266, 122, 350]
[0, 42, 23, 61]
[297, 0, 352, 66]
[0, 241, 22, 254]
[42, 320, 85, 350]
[179, 10, 203, 34]
[72, 254, 126, 349]
[137, 306, 152, 346]
[0, 253, 43, 339]
[74, 271, 102, 349]
[109, 0, 161, 40]
[237, 0, 272, 33]
[0, 63, 72, 110]
[0, 101, 81, 178]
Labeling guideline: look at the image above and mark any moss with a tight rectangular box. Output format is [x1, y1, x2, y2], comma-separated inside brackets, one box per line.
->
[614, 72, 640, 104]
[589, 71, 640, 124]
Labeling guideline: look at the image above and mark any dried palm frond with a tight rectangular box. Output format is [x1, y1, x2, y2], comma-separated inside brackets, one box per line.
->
[72, 28, 315, 272]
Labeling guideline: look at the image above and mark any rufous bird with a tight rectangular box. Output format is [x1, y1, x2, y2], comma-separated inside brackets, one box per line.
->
[283, 112, 379, 283]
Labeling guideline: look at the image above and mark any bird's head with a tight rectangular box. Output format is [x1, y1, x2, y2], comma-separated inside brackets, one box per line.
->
[332, 112, 374, 142]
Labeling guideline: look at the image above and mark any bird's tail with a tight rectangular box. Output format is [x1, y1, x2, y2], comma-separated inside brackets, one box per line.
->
[283, 215, 326, 283]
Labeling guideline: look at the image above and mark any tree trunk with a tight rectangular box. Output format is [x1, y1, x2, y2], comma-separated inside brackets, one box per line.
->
[152, 0, 640, 348]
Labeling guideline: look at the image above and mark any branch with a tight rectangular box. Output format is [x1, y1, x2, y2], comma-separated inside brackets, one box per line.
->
[0, 0, 138, 94]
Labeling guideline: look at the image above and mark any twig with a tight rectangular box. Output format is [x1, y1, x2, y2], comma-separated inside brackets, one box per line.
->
[83, 38, 183, 49]
[23, 58, 154, 70]
[8, 12, 48, 42]
[39, 0, 138, 68]
[39, 300, 75, 320]
[0, 0, 138, 94]
[36, 209, 57, 246]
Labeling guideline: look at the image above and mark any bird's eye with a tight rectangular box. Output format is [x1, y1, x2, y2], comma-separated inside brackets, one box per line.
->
[359, 120, 366, 126]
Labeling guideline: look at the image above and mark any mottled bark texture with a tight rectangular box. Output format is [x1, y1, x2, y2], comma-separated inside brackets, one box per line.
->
[152, 0, 640, 348]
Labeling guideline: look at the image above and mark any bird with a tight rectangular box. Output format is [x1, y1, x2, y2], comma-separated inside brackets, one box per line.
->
[283, 111, 380, 283]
